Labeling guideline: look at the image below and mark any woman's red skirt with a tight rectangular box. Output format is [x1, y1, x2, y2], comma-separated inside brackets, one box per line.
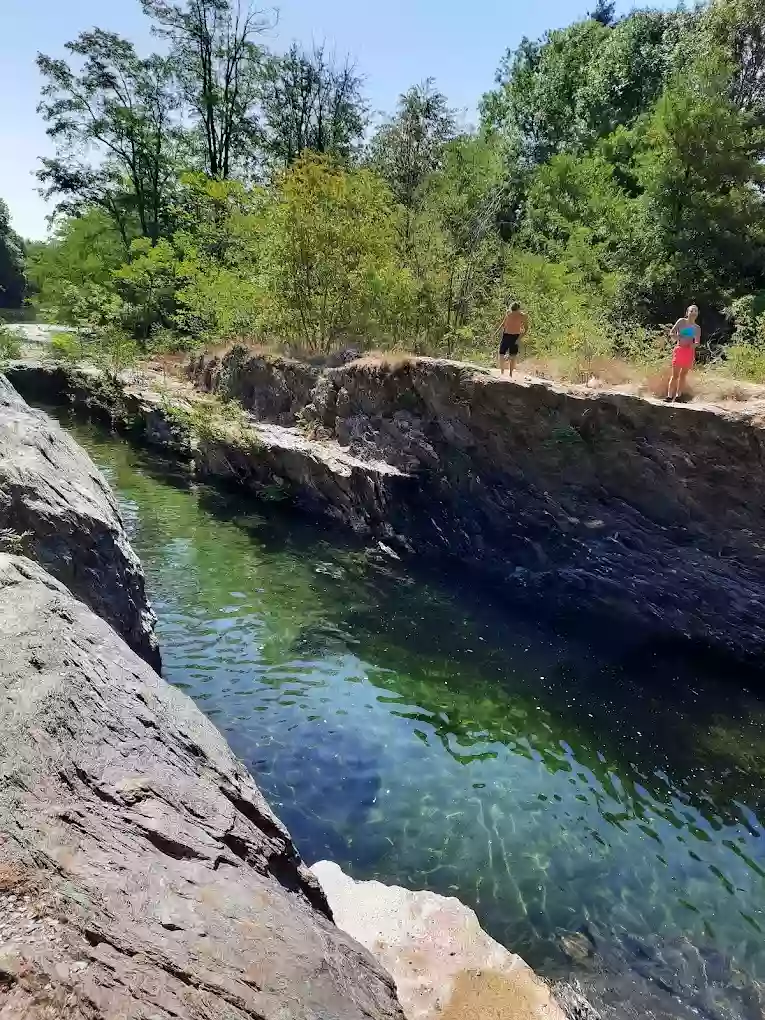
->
[672, 344, 695, 370]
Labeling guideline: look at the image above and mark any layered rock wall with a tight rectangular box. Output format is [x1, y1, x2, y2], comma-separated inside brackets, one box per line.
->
[189, 349, 765, 658]
[11, 351, 765, 658]
[0, 374, 160, 669]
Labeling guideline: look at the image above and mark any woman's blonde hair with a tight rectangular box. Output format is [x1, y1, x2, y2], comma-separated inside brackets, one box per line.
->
[686, 304, 699, 318]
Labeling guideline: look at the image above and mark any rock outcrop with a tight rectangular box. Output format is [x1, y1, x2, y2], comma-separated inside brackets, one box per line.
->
[11, 350, 765, 659]
[189, 348, 765, 658]
[0, 374, 407, 1018]
[311, 861, 567, 1020]
[190, 347, 320, 425]
[0, 551, 405, 1019]
[0, 374, 160, 669]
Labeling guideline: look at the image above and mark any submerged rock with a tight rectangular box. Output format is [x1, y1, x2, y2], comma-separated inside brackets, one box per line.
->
[0, 374, 160, 669]
[311, 860, 568, 1020]
[0, 553, 405, 1020]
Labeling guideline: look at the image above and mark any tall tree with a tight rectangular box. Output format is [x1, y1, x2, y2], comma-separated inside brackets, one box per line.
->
[481, 9, 692, 163]
[0, 200, 25, 309]
[37, 30, 180, 244]
[258, 44, 367, 168]
[631, 48, 765, 317]
[141, 0, 266, 179]
[590, 0, 617, 27]
[368, 80, 456, 246]
[704, 0, 765, 116]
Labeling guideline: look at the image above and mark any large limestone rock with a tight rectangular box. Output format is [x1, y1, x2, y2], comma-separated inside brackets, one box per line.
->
[312, 860, 566, 1020]
[0, 553, 404, 1020]
[0, 374, 159, 668]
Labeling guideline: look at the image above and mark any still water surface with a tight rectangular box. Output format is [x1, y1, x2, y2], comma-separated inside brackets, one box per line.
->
[65, 418, 765, 988]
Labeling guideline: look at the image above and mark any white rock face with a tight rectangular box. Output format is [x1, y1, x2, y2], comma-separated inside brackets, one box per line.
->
[312, 860, 567, 1020]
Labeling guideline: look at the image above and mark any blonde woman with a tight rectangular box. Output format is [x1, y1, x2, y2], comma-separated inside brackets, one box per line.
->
[667, 304, 700, 401]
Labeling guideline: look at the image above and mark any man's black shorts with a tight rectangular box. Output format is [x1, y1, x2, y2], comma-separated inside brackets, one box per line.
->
[500, 333, 520, 357]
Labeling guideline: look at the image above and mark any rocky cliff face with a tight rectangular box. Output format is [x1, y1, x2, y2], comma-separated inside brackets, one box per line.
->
[0, 374, 160, 669]
[0, 553, 404, 1020]
[189, 349, 765, 659]
[0, 376, 406, 1019]
[10, 351, 765, 658]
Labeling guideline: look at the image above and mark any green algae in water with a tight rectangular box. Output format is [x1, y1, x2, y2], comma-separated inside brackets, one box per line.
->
[62, 416, 765, 987]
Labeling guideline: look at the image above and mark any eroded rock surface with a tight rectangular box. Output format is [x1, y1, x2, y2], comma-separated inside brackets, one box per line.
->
[10, 352, 765, 658]
[190, 347, 320, 425]
[191, 351, 765, 657]
[0, 554, 404, 1020]
[0, 374, 159, 668]
[311, 860, 567, 1020]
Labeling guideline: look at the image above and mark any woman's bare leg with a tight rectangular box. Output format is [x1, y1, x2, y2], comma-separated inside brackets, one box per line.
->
[678, 367, 690, 399]
[668, 366, 681, 400]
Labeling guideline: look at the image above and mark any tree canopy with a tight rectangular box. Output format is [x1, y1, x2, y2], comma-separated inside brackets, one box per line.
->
[21, 0, 765, 381]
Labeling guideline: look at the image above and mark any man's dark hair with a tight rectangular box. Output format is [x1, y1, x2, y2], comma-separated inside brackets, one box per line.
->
[510, 301, 521, 312]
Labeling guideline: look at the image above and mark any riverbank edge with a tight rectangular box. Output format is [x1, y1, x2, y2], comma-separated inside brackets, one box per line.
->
[7, 356, 765, 665]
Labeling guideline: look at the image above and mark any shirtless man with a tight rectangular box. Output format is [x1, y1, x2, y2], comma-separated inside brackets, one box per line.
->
[498, 301, 528, 377]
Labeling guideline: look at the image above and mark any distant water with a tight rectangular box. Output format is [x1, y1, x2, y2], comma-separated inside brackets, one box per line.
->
[60, 415, 765, 1009]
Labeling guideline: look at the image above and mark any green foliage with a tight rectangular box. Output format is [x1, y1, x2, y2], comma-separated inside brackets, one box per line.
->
[0, 324, 22, 363]
[368, 81, 456, 216]
[256, 153, 412, 351]
[140, 0, 265, 179]
[629, 47, 765, 317]
[26, 210, 127, 323]
[722, 337, 765, 381]
[36, 30, 181, 243]
[0, 200, 25, 309]
[114, 237, 183, 338]
[481, 9, 691, 162]
[22, 0, 765, 381]
[50, 331, 83, 362]
[259, 44, 367, 167]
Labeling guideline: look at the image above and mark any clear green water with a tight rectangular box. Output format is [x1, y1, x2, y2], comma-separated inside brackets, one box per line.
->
[64, 418, 765, 986]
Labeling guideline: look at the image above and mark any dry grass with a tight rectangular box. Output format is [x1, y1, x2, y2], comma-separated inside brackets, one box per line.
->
[346, 350, 416, 374]
[178, 337, 765, 407]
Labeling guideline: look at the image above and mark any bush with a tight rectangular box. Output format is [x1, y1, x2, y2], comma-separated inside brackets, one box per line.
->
[721, 339, 765, 382]
[0, 324, 22, 363]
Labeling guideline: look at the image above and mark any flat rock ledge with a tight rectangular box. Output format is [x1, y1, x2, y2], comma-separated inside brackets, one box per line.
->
[0, 552, 405, 1020]
[0, 373, 159, 669]
[312, 860, 569, 1020]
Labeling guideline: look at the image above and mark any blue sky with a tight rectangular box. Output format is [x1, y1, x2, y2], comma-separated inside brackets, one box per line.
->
[2, 0, 674, 239]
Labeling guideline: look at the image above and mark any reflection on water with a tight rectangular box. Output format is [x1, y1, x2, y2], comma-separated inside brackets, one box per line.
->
[62, 417, 765, 998]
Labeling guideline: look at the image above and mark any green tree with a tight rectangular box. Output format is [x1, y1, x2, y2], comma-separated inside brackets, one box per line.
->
[26, 210, 126, 321]
[258, 44, 367, 169]
[368, 81, 456, 245]
[482, 10, 691, 163]
[141, 0, 266, 179]
[37, 30, 181, 244]
[257, 153, 410, 351]
[418, 134, 507, 347]
[704, 0, 765, 115]
[0, 200, 25, 309]
[590, 1, 616, 27]
[631, 49, 765, 317]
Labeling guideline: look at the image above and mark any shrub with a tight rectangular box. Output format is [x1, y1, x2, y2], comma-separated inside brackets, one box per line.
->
[0, 324, 22, 363]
